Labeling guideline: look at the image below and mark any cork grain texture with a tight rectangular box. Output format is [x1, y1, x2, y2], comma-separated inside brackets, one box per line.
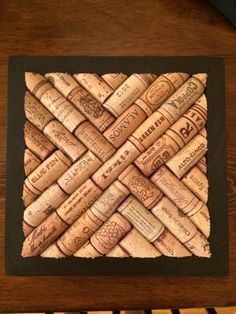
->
[5, 56, 228, 275]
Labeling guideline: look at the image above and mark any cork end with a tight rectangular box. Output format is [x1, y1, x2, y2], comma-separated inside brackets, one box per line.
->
[193, 73, 208, 87]
[25, 72, 45, 91]
[22, 220, 34, 238]
[41, 243, 66, 258]
[194, 94, 207, 111]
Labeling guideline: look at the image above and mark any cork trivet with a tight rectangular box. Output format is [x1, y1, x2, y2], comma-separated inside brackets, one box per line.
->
[135, 72, 189, 113]
[74, 73, 114, 103]
[24, 121, 56, 160]
[41, 243, 66, 258]
[196, 156, 207, 174]
[106, 244, 129, 257]
[90, 212, 131, 254]
[92, 140, 141, 190]
[24, 91, 54, 130]
[23, 182, 67, 229]
[119, 228, 161, 258]
[43, 120, 87, 162]
[57, 150, 102, 194]
[103, 74, 157, 117]
[74, 241, 102, 258]
[21, 211, 69, 257]
[24, 149, 41, 176]
[182, 167, 208, 203]
[117, 195, 165, 242]
[166, 134, 207, 178]
[74, 121, 116, 162]
[101, 73, 128, 89]
[103, 104, 147, 148]
[46, 72, 115, 132]
[118, 164, 163, 209]
[25, 72, 52, 99]
[57, 178, 102, 224]
[24, 150, 71, 198]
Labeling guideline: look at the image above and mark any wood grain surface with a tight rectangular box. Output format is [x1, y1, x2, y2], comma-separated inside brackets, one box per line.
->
[0, 0, 236, 311]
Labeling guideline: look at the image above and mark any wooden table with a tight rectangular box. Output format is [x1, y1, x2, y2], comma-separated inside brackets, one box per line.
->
[0, 0, 236, 311]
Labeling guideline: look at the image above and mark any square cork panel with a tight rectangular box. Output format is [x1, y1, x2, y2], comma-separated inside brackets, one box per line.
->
[5, 56, 228, 275]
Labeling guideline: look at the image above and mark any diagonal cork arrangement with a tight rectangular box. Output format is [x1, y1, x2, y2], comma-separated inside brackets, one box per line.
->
[21, 72, 210, 259]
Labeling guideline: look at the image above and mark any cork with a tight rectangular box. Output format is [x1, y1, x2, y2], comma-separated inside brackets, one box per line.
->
[25, 72, 52, 99]
[25, 150, 72, 196]
[117, 195, 165, 242]
[182, 167, 208, 203]
[90, 212, 131, 254]
[41, 243, 66, 258]
[23, 182, 68, 229]
[24, 91, 54, 130]
[24, 149, 41, 176]
[21, 211, 69, 257]
[184, 230, 211, 258]
[119, 228, 162, 258]
[75, 121, 116, 162]
[103, 104, 147, 148]
[43, 120, 87, 162]
[90, 180, 129, 222]
[193, 73, 208, 87]
[153, 228, 192, 257]
[103, 74, 157, 117]
[151, 166, 210, 237]
[22, 221, 34, 237]
[199, 127, 207, 138]
[135, 72, 189, 113]
[24, 121, 56, 160]
[196, 156, 207, 174]
[106, 244, 129, 257]
[128, 110, 172, 152]
[57, 178, 102, 224]
[166, 134, 207, 178]
[56, 209, 104, 255]
[134, 134, 179, 176]
[118, 164, 163, 209]
[101, 73, 128, 89]
[57, 150, 102, 194]
[74, 73, 113, 103]
[22, 183, 38, 206]
[160, 76, 205, 122]
[91, 140, 141, 190]
[74, 241, 102, 258]
[46, 72, 115, 132]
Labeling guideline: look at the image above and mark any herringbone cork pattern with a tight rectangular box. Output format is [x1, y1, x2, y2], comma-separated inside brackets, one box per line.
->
[21, 72, 210, 258]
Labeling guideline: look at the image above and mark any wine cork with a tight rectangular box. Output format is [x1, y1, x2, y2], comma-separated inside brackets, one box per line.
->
[21, 211, 69, 257]
[56, 209, 104, 255]
[74, 241, 102, 258]
[160, 76, 205, 121]
[74, 121, 116, 162]
[166, 134, 207, 178]
[184, 230, 211, 258]
[135, 72, 189, 113]
[24, 121, 56, 160]
[22, 183, 38, 206]
[151, 166, 210, 237]
[91, 140, 141, 190]
[24, 91, 54, 130]
[57, 150, 102, 194]
[24, 149, 41, 176]
[103, 104, 147, 148]
[46, 72, 115, 132]
[25, 150, 72, 196]
[103, 74, 157, 117]
[193, 73, 208, 87]
[196, 156, 207, 174]
[41, 243, 66, 258]
[57, 179, 102, 224]
[25, 72, 52, 99]
[106, 244, 129, 257]
[90, 213, 131, 254]
[119, 228, 161, 258]
[118, 165, 162, 209]
[43, 120, 87, 162]
[90, 180, 129, 222]
[22, 221, 34, 237]
[153, 228, 191, 257]
[23, 182, 68, 228]
[74, 73, 113, 103]
[117, 195, 165, 242]
[102, 73, 128, 89]
[182, 167, 208, 203]
[199, 127, 207, 138]
[128, 110, 173, 152]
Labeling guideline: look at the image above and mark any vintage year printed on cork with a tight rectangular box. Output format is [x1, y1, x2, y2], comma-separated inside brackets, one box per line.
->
[22, 71, 211, 259]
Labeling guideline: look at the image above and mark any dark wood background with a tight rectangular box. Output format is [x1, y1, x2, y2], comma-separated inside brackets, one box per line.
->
[0, 0, 236, 311]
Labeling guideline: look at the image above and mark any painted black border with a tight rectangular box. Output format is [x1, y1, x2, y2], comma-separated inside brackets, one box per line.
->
[5, 56, 228, 276]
